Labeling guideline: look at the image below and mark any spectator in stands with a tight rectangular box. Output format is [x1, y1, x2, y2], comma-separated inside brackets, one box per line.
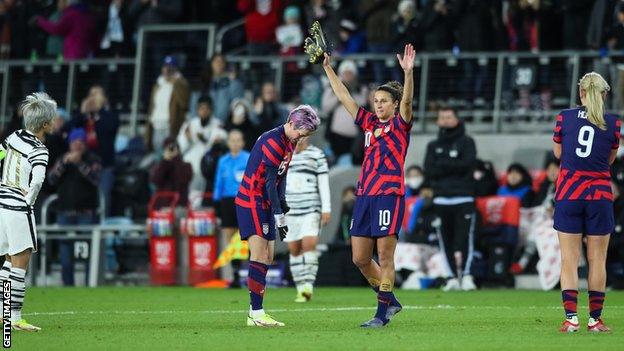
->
[533, 158, 560, 207]
[127, 0, 182, 28]
[336, 19, 366, 55]
[334, 186, 356, 245]
[405, 165, 424, 197]
[608, 4, 624, 113]
[225, 98, 260, 150]
[48, 128, 102, 286]
[146, 55, 190, 152]
[254, 82, 288, 130]
[322, 59, 368, 160]
[560, 0, 594, 50]
[41, 0, 64, 59]
[391, 0, 421, 52]
[497, 163, 535, 208]
[473, 159, 499, 197]
[423, 106, 477, 291]
[213, 129, 250, 284]
[405, 187, 438, 247]
[238, 0, 283, 55]
[150, 137, 193, 205]
[176, 95, 227, 202]
[420, 0, 453, 52]
[98, 0, 132, 57]
[276, 6, 303, 56]
[203, 54, 245, 122]
[35, 0, 96, 59]
[510, 158, 559, 275]
[65, 85, 119, 217]
[303, 0, 342, 49]
[360, 0, 396, 83]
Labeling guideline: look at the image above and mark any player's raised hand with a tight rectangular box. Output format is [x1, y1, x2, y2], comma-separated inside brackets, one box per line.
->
[397, 44, 415, 73]
[323, 53, 333, 68]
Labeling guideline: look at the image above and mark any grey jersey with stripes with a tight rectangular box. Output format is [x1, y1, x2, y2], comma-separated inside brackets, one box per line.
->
[0, 130, 49, 211]
[285, 145, 331, 216]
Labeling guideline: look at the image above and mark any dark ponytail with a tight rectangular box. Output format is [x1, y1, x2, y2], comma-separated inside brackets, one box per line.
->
[376, 81, 403, 103]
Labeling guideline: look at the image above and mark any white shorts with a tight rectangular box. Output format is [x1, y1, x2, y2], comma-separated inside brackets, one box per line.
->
[284, 212, 321, 242]
[0, 208, 37, 255]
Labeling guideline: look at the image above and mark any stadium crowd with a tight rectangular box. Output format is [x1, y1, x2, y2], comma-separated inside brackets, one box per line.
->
[2, 0, 624, 290]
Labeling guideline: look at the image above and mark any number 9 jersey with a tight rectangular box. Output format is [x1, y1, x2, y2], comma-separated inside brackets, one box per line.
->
[553, 107, 620, 201]
[553, 107, 620, 236]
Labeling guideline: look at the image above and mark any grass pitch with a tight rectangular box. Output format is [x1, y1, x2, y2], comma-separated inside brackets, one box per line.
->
[12, 287, 624, 350]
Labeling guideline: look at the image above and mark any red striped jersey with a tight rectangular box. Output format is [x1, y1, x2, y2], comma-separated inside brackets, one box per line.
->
[553, 107, 621, 201]
[355, 107, 412, 196]
[235, 126, 295, 208]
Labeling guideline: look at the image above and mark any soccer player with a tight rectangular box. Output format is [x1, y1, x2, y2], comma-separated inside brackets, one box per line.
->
[284, 136, 331, 303]
[322, 44, 415, 328]
[553, 72, 620, 333]
[235, 105, 320, 327]
[0, 93, 56, 331]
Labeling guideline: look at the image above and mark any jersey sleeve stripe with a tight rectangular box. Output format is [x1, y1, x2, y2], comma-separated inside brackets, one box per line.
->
[267, 138, 284, 155]
[261, 145, 281, 166]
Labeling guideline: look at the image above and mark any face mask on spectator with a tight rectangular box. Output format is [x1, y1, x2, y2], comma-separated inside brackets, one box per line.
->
[406, 176, 423, 189]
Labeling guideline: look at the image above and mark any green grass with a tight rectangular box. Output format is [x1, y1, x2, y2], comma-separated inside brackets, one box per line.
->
[11, 287, 624, 350]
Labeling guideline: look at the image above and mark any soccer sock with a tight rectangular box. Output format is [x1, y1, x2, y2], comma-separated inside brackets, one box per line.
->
[9, 267, 26, 322]
[247, 261, 268, 313]
[0, 261, 12, 295]
[302, 251, 319, 291]
[588, 290, 605, 320]
[561, 289, 578, 319]
[369, 277, 400, 306]
[289, 254, 305, 293]
[374, 281, 394, 321]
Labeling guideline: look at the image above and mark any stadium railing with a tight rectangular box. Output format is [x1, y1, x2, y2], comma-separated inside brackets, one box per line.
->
[226, 50, 623, 133]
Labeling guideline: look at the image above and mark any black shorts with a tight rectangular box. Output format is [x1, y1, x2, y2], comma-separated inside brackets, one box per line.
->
[219, 197, 238, 228]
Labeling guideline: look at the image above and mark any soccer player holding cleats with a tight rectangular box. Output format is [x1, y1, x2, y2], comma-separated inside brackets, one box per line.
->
[0, 93, 56, 332]
[322, 44, 415, 327]
[553, 72, 617, 333]
[235, 106, 320, 327]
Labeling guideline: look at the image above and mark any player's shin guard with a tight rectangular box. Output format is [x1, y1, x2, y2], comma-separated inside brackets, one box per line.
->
[562, 289, 578, 319]
[289, 254, 305, 293]
[302, 251, 318, 291]
[9, 267, 26, 322]
[248, 261, 268, 311]
[588, 290, 605, 320]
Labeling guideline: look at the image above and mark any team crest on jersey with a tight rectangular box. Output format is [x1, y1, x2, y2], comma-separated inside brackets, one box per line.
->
[374, 128, 382, 138]
[262, 223, 269, 234]
[384, 125, 391, 133]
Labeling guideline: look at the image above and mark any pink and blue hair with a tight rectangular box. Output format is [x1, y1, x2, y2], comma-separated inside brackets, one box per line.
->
[288, 105, 320, 132]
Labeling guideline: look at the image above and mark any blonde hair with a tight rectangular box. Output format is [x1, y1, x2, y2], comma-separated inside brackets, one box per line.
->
[579, 72, 610, 130]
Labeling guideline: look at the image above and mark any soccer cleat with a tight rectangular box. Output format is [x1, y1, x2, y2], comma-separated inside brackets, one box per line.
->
[302, 285, 313, 301]
[386, 300, 403, 321]
[461, 275, 477, 291]
[360, 317, 387, 328]
[246, 313, 285, 327]
[509, 262, 524, 275]
[559, 319, 579, 333]
[587, 318, 611, 333]
[11, 319, 41, 332]
[442, 278, 461, 292]
[294, 291, 307, 303]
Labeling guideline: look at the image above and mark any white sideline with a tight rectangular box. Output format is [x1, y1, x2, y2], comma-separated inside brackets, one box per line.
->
[23, 304, 624, 317]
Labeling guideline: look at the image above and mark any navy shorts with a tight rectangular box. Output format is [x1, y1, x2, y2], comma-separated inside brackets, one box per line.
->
[235, 205, 276, 241]
[553, 200, 614, 235]
[350, 195, 405, 238]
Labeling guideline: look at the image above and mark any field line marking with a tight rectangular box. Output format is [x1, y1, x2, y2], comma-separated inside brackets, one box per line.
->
[23, 304, 624, 317]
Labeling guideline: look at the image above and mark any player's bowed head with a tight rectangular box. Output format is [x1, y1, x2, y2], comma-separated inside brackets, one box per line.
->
[284, 105, 321, 143]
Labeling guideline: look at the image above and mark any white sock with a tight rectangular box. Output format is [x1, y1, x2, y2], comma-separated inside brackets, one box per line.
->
[249, 306, 265, 318]
[302, 251, 319, 291]
[9, 267, 26, 322]
[289, 254, 305, 293]
[0, 261, 12, 295]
